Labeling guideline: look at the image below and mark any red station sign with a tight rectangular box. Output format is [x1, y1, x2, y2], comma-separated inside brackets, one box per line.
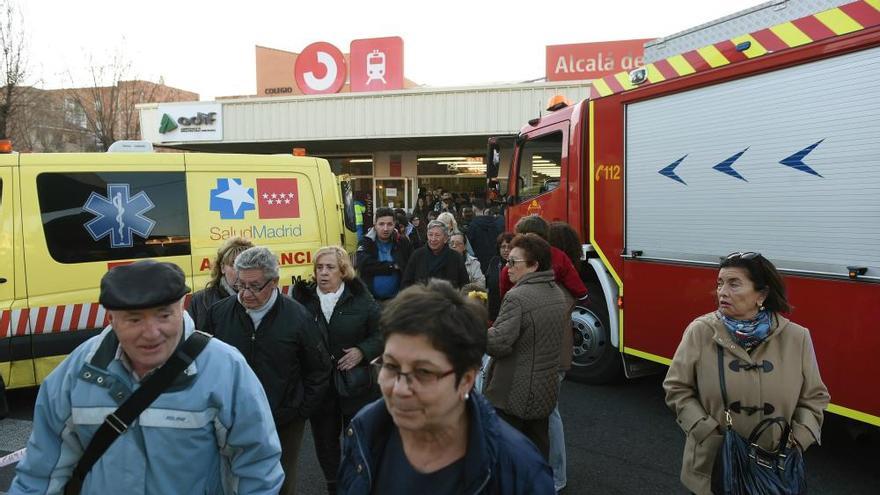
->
[294, 42, 348, 94]
[546, 39, 652, 82]
[349, 37, 405, 92]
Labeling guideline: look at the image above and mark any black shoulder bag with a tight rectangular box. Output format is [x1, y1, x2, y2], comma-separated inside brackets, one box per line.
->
[63, 331, 211, 495]
[711, 344, 807, 495]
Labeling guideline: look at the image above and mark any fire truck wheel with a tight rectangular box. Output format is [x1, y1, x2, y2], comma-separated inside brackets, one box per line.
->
[566, 282, 622, 384]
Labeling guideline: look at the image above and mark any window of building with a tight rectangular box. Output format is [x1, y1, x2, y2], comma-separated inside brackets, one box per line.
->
[417, 155, 486, 176]
[327, 157, 374, 176]
[37, 172, 190, 264]
[517, 132, 563, 202]
[417, 155, 487, 210]
[63, 98, 87, 129]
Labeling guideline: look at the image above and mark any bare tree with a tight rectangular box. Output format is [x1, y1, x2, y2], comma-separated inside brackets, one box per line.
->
[66, 47, 184, 151]
[0, 0, 28, 140]
[66, 49, 130, 151]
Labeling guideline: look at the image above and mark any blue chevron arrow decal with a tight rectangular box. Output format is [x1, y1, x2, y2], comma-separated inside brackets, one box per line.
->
[780, 140, 824, 177]
[713, 148, 749, 182]
[658, 155, 687, 185]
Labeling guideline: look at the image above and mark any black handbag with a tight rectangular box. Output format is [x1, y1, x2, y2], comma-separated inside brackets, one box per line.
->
[711, 345, 807, 495]
[333, 365, 373, 398]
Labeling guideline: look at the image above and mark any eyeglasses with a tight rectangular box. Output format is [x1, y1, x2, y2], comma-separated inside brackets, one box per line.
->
[371, 357, 455, 390]
[725, 252, 762, 261]
[233, 278, 274, 294]
[506, 257, 526, 267]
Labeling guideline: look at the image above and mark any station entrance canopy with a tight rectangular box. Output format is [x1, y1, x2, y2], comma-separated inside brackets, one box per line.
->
[137, 82, 592, 155]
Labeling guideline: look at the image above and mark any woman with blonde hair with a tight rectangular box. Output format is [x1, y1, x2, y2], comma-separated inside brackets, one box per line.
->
[437, 211, 473, 256]
[187, 236, 253, 329]
[293, 246, 381, 495]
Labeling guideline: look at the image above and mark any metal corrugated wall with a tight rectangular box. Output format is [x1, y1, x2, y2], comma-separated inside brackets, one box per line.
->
[140, 83, 592, 145]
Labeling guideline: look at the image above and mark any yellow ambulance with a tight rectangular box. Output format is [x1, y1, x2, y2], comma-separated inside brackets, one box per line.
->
[0, 144, 355, 398]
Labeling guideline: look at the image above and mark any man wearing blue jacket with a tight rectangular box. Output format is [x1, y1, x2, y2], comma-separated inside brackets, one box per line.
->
[10, 261, 284, 495]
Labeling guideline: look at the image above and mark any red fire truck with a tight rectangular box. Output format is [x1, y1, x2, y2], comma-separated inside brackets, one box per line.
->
[487, 0, 880, 427]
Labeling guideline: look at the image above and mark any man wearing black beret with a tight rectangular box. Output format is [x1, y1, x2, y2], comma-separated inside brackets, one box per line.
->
[10, 260, 285, 495]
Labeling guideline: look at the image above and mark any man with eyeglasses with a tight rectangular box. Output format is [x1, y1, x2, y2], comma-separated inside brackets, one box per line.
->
[204, 246, 331, 495]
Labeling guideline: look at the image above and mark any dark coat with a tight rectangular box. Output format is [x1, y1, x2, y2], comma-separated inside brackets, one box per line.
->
[295, 278, 382, 416]
[338, 392, 554, 495]
[356, 228, 412, 299]
[401, 245, 469, 289]
[485, 256, 504, 322]
[407, 227, 424, 250]
[467, 215, 502, 274]
[204, 292, 332, 426]
[187, 284, 233, 330]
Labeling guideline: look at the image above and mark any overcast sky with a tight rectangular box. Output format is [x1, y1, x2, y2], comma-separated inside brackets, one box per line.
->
[21, 0, 761, 100]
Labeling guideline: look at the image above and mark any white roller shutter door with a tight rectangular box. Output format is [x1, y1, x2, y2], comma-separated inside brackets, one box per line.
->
[625, 44, 880, 280]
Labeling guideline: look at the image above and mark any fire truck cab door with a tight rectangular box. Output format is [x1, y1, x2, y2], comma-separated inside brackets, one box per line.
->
[507, 122, 569, 230]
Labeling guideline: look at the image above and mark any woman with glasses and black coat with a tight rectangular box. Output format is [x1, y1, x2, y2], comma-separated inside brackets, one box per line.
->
[663, 252, 830, 495]
[338, 279, 554, 495]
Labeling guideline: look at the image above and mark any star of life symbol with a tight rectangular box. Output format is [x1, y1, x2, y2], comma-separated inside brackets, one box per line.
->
[83, 184, 156, 248]
[262, 191, 295, 205]
[210, 178, 256, 219]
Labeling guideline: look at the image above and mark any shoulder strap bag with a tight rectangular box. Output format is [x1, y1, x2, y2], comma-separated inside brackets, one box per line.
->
[63, 331, 211, 495]
[710, 344, 807, 495]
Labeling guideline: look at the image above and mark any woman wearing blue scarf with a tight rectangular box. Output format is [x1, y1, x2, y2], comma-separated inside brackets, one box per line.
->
[662, 252, 830, 495]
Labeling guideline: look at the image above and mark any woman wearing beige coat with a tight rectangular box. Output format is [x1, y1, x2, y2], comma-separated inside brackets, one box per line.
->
[663, 252, 830, 495]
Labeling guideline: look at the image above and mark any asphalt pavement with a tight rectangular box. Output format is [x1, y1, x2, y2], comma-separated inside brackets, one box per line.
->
[2, 374, 878, 494]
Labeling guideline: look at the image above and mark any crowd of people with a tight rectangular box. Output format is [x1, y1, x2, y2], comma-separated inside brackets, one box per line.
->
[9, 197, 829, 495]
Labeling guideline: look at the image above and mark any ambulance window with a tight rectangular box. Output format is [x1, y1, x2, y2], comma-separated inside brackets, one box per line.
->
[37, 172, 191, 264]
[340, 180, 357, 232]
[517, 132, 563, 202]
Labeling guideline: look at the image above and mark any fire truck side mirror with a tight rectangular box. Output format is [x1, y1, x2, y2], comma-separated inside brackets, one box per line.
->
[847, 266, 867, 279]
[486, 139, 501, 179]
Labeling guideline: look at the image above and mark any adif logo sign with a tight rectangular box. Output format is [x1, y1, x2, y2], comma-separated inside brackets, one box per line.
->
[156, 103, 223, 143]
